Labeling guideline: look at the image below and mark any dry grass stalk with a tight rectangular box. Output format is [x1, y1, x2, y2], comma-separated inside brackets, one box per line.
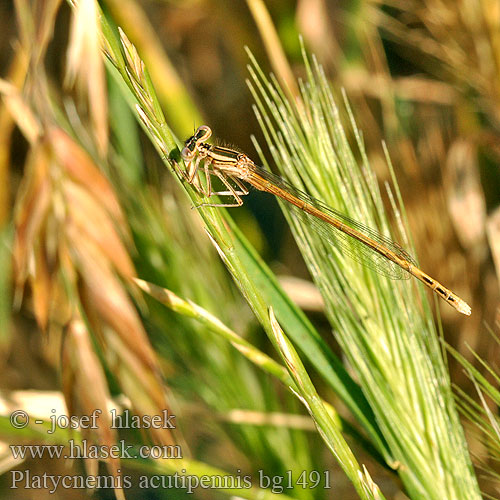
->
[4, 2, 178, 486]
[65, 0, 108, 155]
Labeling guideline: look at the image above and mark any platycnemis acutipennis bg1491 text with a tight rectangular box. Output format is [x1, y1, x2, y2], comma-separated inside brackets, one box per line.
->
[178, 125, 471, 316]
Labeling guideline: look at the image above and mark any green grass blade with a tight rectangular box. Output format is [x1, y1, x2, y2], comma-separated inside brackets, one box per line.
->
[247, 45, 481, 500]
[269, 308, 386, 500]
[100, 20, 390, 465]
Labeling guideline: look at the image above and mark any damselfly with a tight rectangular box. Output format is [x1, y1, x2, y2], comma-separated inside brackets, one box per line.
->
[178, 125, 471, 316]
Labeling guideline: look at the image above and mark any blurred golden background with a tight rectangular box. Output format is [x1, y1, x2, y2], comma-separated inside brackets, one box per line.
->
[1, 0, 500, 499]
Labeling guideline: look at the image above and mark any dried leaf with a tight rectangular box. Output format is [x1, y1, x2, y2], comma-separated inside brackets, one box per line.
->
[13, 143, 51, 292]
[64, 179, 134, 278]
[0, 48, 30, 225]
[31, 239, 52, 330]
[445, 139, 486, 249]
[69, 232, 154, 373]
[0, 79, 41, 143]
[62, 318, 124, 499]
[66, 0, 108, 155]
[103, 327, 175, 447]
[48, 128, 128, 234]
[487, 207, 500, 290]
[33, 0, 63, 66]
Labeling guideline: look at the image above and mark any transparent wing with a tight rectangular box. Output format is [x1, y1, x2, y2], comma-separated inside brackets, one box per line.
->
[247, 166, 417, 280]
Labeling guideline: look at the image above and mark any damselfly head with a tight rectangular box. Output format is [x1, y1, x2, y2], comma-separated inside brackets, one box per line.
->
[181, 125, 212, 161]
[195, 125, 212, 142]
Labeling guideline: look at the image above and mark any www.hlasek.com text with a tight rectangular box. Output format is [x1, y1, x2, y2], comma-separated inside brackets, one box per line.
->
[10, 440, 182, 460]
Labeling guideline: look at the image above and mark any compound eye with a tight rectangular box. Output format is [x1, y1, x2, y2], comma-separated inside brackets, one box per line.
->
[181, 139, 196, 160]
[181, 146, 193, 161]
[195, 125, 212, 142]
